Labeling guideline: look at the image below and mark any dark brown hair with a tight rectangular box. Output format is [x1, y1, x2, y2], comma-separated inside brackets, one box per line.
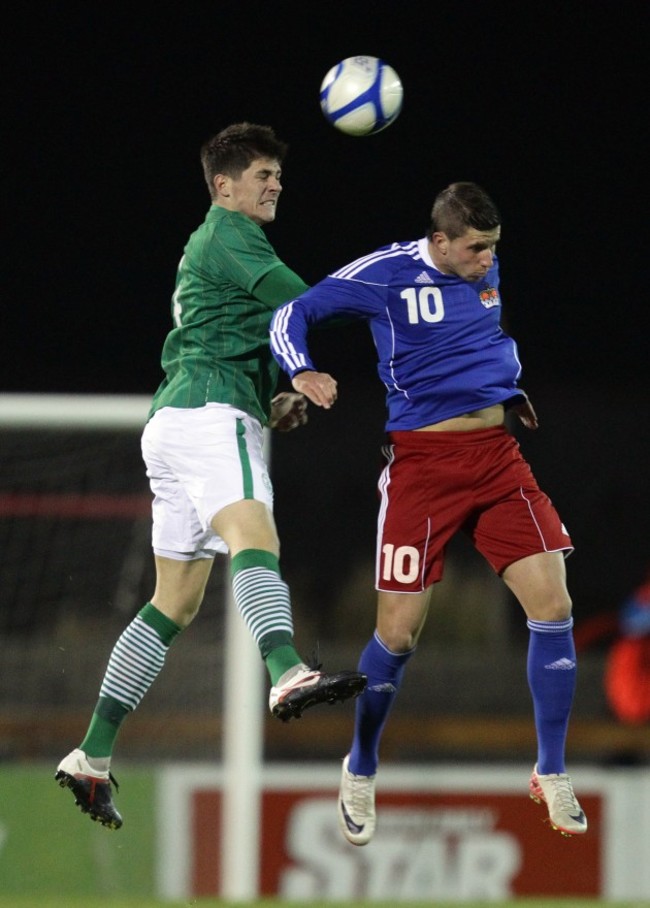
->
[427, 181, 501, 240]
[200, 122, 288, 198]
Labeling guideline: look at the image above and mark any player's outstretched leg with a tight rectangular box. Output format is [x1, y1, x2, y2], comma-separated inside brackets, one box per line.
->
[529, 764, 587, 836]
[55, 748, 123, 830]
[269, 665, 367, 721]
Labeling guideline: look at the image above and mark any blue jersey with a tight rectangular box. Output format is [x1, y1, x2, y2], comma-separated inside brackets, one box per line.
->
[270, 237, 526, 430]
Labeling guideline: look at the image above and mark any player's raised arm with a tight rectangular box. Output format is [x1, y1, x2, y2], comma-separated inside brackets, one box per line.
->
[269, 299, 317, 376]
[269, 301, 336, 409]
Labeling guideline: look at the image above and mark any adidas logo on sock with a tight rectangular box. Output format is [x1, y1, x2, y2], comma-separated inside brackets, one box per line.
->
[544, 657, 576, 670]
[370, 682, 397, 693]
[414, 271, 434, 284]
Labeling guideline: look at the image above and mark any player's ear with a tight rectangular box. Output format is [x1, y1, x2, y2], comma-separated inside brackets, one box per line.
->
[431, 231, 449, 255]
[214, 173, 230, 198]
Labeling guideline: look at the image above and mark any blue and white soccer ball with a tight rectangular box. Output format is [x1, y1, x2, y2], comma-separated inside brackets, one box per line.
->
[320, 56, 403, 136]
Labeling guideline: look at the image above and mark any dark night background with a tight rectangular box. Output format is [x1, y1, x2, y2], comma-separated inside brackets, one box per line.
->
[4, 1, 649, 629]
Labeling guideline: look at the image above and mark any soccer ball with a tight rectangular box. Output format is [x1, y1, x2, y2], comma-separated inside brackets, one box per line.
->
[320, 56, 403, 136]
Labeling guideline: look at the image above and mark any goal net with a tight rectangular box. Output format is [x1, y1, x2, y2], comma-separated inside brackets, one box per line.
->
[0, 393, 242, 762]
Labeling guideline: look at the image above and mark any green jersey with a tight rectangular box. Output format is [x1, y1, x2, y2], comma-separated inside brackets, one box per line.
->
[149, 205, 308, 424]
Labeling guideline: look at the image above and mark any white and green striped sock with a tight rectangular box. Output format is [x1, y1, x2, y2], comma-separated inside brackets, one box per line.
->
[81, 603, 181, 757]
[231, 549, 301, 679]
[98, 603, 181, 709]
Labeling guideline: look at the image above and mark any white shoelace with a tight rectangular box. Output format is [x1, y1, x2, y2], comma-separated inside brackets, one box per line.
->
[347, 770, 375, 815]
[546, 774, 579, 811]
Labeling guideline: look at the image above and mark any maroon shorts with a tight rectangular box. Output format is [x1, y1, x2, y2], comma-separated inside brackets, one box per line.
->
[376, 426, 573, 592]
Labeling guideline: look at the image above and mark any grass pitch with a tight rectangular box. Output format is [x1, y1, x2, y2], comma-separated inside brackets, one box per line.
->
[1, 899, 649, 908]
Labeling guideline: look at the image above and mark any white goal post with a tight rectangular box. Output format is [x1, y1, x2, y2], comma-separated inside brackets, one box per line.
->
[0, 392, 152, 428]
[0, 392, 264, 901]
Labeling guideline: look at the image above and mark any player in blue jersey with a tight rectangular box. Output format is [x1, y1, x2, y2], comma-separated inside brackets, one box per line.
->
[270, 182, 587, 842]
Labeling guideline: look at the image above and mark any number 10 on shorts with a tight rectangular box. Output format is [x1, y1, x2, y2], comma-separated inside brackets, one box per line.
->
[382, 543, 420, 584]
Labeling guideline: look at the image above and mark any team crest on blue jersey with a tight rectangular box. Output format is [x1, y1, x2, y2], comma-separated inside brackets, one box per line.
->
[479, 287, 500, 308]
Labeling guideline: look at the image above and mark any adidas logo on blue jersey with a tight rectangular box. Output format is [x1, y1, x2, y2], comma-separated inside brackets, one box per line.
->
[414, 271, 434, 284]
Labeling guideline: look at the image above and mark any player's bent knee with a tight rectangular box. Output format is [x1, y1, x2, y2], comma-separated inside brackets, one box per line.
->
[525, 595, 573, 623]
[377, 627, 420, 653]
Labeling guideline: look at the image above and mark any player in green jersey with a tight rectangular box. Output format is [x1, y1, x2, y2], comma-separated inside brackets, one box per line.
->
[55, 122, 366, 829]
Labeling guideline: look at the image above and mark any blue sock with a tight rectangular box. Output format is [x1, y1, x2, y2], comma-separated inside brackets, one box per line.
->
[349, 630, 414, 776]
[527, 617, 577, 775]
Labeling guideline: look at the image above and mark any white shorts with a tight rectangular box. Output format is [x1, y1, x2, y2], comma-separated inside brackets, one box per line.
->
[140, 403, 273, 560]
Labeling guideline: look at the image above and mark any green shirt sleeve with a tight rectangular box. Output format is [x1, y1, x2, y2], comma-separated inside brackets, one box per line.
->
[253, 263, 309, 306]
